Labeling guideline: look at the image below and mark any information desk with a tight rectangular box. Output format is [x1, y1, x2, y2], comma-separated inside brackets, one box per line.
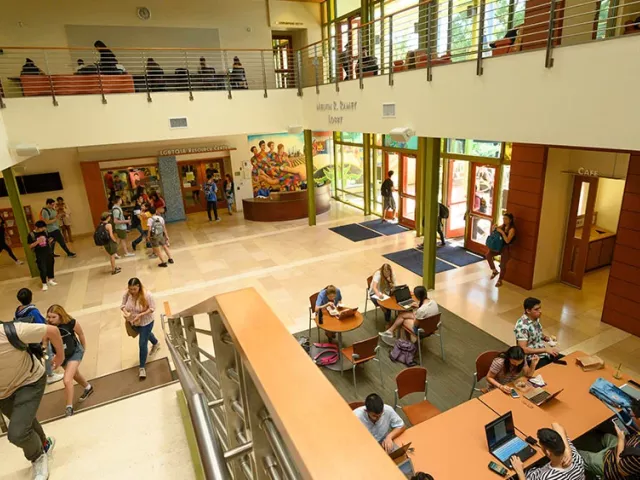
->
[242, 182, 331, 222]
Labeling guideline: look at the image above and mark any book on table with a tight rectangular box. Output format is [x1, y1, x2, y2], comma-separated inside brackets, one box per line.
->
[576, 355, 604, 372]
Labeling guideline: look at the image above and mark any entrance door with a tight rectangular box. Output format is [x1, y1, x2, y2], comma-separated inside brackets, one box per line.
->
[465, 164, 498, 255]
[272, 35, 294, 88]
[445, 159, 469, 238]
[561, 176, 599, 288]
[178, 159, 228, 214]
[399, 154, 417, 228]
[336, 15, 361, 80]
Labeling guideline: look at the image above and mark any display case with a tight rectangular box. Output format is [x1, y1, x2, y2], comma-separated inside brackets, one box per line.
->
[1, 206, 35, 247]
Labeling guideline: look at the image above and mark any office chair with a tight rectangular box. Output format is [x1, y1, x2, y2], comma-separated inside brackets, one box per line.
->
[341, 335, 382, 397]
[363, 275, 379, 322]
[469, 350, 501, 399]
[308, 292, 320, 341]
[394, 367, 441, 426]
[348, 401, 365, 410]
[402, 313, 444, 365]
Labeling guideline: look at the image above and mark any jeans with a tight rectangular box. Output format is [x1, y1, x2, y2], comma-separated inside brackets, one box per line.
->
[132, 225, 146, 249]
[0, 241, 18, 262]
[49, 228, 73, 256]
[534, 353, 565, 369]
[578, 433, 618, 477]
[207, 200, 219, 221]
[0, 374, 47, 462]
[133, 321, 159, 368]
[35, 253, 54, 284]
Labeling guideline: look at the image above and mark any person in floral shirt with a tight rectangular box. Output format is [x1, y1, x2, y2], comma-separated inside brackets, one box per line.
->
[514, 297, 562, 368]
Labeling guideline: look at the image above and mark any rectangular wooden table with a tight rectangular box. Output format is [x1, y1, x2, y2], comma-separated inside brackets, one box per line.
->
[397, 398, 545, 479]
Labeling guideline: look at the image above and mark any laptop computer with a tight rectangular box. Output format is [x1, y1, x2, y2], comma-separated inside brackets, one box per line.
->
[485, 411, 535, 469]
[524, 388, 564, 406]
[393, 285, 414, 309]
[337, 307, 358, 319]
[390, 443, 414, 478]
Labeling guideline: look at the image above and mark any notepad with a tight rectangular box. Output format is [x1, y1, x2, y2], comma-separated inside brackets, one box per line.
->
[529, 375, 546, 387]
[372, 294, 389, 301]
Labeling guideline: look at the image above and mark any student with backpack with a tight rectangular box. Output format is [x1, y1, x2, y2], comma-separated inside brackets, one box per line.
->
[40, 198, 76, 258]
[147, 206, 174, 268]
[94, 211, 121, 275]
[28, 221, 57, 291]
[111, 196, 135, 258]
[15, 288, 63, 385]
[204, 174, 221, 222]
[0, 319, 64, 480]
[485, 212, 516, 287]
[380, 170, 396, 222]
[45, 304, 93, 417]
[437, 202, 449, 247]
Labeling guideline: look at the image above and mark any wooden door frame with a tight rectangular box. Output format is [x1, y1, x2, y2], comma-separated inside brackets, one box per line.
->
[398, 153, 417, 229]
[445, 158, 468, 238]
[178, 158, 228, 214]
[465, 163, 499, 255]
[272, 34, 295, 88]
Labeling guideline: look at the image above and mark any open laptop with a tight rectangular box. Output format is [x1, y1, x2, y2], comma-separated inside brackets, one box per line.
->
[390, 443, 414, 478]
[485, 411, 535, 469]
[524, 388, 564, 406]
[337, 307, 358, 320]
[393, 285, 414, 309]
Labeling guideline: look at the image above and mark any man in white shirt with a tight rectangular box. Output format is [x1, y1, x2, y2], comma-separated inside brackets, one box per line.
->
[0, 322, 65, 480]
[353, 393, 406, 452]
[147, 206, 174, 268]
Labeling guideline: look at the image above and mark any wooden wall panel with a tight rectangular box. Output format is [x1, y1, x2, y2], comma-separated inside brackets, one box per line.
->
[504, 143, 548, 290]
[80, 162, 107, 228]
[602, 153, 640, 336]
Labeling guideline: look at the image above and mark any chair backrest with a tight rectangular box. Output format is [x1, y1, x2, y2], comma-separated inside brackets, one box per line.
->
[396, 366, 427, 400]
[476, 350, 501, 382]
[353, 336, 379, 360]
[309, 292, 319, 310]
[414, 313, 442, 336]
[349, 401, 365, 411]
[366, 275, 373, 289]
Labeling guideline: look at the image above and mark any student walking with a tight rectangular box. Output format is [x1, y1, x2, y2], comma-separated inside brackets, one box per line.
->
[224, 173, 235, 215]
[45, 305, 93, 417]
[147, 206, 174, 268]
[204, 174, 220, 222]
[0, 320, 64, 480]
[15, 288, 63, 384]
[111, 196, 135, 258]
[56, 197, 73, 244]
[0, 216, 22, 265]
[28, 221, 57, 291]
[131, 196, 146, 251]
[485, 212, 516, 287]
[40, 199, 76, 258]
[381, 170, 396, 222]
[94, 211, 121, 275]
[121, 278, 161, 379]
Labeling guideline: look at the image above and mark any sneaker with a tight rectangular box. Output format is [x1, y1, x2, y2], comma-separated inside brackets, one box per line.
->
[64, 406, 74, 417]
[139, 368, 147, 380]
[148, 253, 157, 259]
[114, 254, 121, 259]
[68, 253, 77, 258]
[215, 218, 221, 222]
[32, 453, 49, 480]
[111, 267, 121, 275]
[15, 260, 24, 265]
[378, 330, 394, 338]
[131, 242, 137, 251]
[124, 253, 136, 257]
[149, 344, 161, 356]
[46, 373, 63, 384]
[78, 385, 94, 403]
[158, 262, 168, 268]
[43, 436, 56, 456]
[53, 254, 61, 258]
[168, 258, 174, 264]
[47, 279, 57, 286]
[41, 284, 48, 292]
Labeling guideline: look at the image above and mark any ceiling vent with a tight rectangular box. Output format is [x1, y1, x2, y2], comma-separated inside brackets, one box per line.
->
[382, 103, 396, 119]
[169, 117, 188, 129]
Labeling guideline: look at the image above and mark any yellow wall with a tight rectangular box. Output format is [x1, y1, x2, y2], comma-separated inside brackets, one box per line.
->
[595, 177, 625, 232]
[0, 113, 12, 171]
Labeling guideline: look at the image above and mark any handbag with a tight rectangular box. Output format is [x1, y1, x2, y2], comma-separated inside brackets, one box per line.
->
[124, 317, 139, 338]
[486, 230, 505, 252]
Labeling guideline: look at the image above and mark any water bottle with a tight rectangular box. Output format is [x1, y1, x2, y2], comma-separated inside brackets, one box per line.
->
[318, 308, 324, 325]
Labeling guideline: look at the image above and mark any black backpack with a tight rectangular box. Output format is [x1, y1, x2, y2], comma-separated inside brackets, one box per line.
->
[2, 321, 44, 373]
[381, 179, 392, 197]
[52, 320, 78, 358]
[438, 203, 450, 219]
[93, 223, 110, 246]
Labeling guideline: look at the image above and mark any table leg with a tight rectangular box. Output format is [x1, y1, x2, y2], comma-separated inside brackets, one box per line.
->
[338, 333, 344, 374]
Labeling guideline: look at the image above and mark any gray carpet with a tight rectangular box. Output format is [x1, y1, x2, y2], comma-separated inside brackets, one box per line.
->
[295, 307, 509, 416]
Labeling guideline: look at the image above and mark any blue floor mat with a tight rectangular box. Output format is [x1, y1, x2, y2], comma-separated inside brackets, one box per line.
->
[383, 248, 456, 276]
[359, 219, 409, 236]
[330, 223, 383, 242]
[436, 245, 484, 267]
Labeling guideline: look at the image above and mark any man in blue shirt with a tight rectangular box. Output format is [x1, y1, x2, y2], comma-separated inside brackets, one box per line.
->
[204, 175, 220, 222]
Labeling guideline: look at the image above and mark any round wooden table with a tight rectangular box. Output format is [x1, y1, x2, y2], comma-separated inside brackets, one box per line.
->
[314, 309, 364, 372]
[376, 295, 416, 346]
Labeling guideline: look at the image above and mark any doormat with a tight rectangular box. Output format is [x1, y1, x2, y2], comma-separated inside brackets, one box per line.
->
[383, 248, 456, 276]
[330, 224, 383, 242]
[359, 219, 409, 236]
[435, 245, 484, 267]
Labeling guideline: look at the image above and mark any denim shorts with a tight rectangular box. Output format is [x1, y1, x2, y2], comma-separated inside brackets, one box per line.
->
[62, 345, 84, 367]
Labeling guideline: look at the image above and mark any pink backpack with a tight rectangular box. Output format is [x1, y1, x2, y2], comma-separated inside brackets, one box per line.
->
[313, 342, 339, 366]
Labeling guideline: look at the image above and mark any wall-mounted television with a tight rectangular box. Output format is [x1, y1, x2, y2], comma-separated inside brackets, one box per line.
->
[0, 172, 62, 197]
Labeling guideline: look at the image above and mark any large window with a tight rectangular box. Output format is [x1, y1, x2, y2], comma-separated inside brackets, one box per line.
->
[335, 133, 365, 210]
[447, 138, 502, 158]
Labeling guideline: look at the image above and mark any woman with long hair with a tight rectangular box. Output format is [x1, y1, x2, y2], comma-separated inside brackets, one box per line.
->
[369, 263, 396, 323]
[486, 212, 516, 287]
[149, 191, 166, 215]
[223, 173, 235, 215]
[379, 286, 439, 339]
[46, 304, 93, 417]
[121, 278, 160, 379]
[486, 346, 539, 393]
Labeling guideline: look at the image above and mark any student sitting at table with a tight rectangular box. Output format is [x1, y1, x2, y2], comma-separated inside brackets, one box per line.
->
[486, 346, 539, 393]
[315, 285, 342, 340]
[578, 399, 640, 480]
[515, 297, 561, 368]
[369, 263, 396, 323]
[511, 423, 585, 480]
[353, 393, 406, 453]
[378, 286, 438, 340]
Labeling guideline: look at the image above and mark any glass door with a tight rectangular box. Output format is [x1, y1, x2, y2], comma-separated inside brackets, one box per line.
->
[203, 159, 227, 209]
[399, 154, 417, 228]
[445, 159, 469, 238]
[465, 163, 498, 255]
[179, 163, 206, 214]
[384, 152, 400, 221]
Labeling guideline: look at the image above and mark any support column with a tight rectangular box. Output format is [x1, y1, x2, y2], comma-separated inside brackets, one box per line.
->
[2, 167, 38, 278]
[363, 134, 371, 216]
[420, 137, 441, 290]
[415, 142, 425, 239]
[304, 129, 316, 226]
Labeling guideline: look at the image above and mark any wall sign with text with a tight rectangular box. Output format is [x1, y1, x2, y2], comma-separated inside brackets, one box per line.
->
[159, 145, 232, 156]
[316, 101, 358, 125]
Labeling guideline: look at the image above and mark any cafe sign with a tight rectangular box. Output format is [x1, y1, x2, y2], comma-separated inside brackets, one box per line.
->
[159, 145, 231, 156]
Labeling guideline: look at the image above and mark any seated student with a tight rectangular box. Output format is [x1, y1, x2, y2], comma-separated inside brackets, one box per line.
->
[369, 263, 396, 323]
[315, 284, 342, 312]
[515, 297, 561, 368]
[511, 423, 584, 480]
[578, 399, 640, 479]
[256, 184, 271, 198]
[378, 286, 438, 339]
[486, 346, 539, 393]
[353, 393, 406, 453]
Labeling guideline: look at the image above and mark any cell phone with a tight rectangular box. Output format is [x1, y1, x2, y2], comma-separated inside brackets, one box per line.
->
[554, 359, 567, 365]
[613, 417, 629, 435]
[488, 461, 508, 477]
[510, 388, 520, 398]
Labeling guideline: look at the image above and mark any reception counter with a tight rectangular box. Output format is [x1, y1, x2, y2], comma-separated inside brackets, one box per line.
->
[243, 182, 331, 222]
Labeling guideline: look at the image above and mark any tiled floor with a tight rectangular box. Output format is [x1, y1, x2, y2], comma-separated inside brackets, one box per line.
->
[0, 200, 637, 393]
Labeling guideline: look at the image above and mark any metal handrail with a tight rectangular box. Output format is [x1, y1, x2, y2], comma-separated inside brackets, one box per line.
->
[162, 316, 231, 480]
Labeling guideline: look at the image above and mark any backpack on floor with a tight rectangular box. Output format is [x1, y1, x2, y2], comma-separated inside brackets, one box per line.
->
[312, 342, 339, 366]
[390, 339, 417, 366]
[2, 321, 44, 373]
[93, 223, 110, 246]
[297, 336, 310, 354]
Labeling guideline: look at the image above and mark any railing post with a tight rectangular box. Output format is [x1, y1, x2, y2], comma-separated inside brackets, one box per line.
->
[358, 28, 364, 90]
[43, 51, 59, 107]
[388, 16, 394, 87]
[545, 0, 557, 68]
[334, 39, 340, 92]
[426, 3, 433, 82]
[296, 50, 303, 97]
[184, 51, 194, 101]
[93, 51, 107, 105]
[314, 45, 319, 94]
[142, 51, 152, 103]
[260, 51, 268, 98]
[0, 82, 5, 109]
[223, 50, 233, 100]
[476, 0, 486, 76]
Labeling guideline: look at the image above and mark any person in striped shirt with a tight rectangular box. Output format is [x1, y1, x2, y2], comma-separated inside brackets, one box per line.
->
[579, 399, 640, 480]
[511, 423, 585, 480]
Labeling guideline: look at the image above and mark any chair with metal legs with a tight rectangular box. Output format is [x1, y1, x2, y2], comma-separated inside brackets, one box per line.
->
[402, 313, 444, 366]
[468, 350, 500, 399]
[393, 366, 441, 426]
[363, 275, 379, 322]
[308, 292, 320, 341]
[341, 335, 382, 397]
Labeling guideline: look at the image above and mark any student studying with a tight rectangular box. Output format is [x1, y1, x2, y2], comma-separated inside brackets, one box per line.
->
[353, 393, 406, 453]
[486, 346, 539, 393]
[515, 297, 562, 368]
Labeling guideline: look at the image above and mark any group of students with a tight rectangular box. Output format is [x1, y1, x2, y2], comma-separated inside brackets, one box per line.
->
[0, 277, 162, 479]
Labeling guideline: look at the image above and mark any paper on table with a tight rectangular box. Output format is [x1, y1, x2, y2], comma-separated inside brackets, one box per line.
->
[373, 294, 389, 301]
[529, 375, 546, 387]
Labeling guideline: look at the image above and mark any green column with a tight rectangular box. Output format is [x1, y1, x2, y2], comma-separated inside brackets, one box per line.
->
[415, 142, 425, 239]
[2, 166, 38, 277]
[304, 129, 316, 226]
[420, 137, 441, 290]
[363, 134, 371, 216]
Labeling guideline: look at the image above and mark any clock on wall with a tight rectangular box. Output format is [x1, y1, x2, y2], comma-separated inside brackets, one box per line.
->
[137, 7, 151, 20]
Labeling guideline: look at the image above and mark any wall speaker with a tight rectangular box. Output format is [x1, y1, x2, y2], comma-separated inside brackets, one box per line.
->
[389, 127, 415, 143]
[287, 125, 304, 135]
[14, 144, 40, 157]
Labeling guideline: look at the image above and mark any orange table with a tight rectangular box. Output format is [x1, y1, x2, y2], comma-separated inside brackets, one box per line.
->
[315, 308, 364, 372]
[377, 294, 415, 346]
[397, 398, 545, 479]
